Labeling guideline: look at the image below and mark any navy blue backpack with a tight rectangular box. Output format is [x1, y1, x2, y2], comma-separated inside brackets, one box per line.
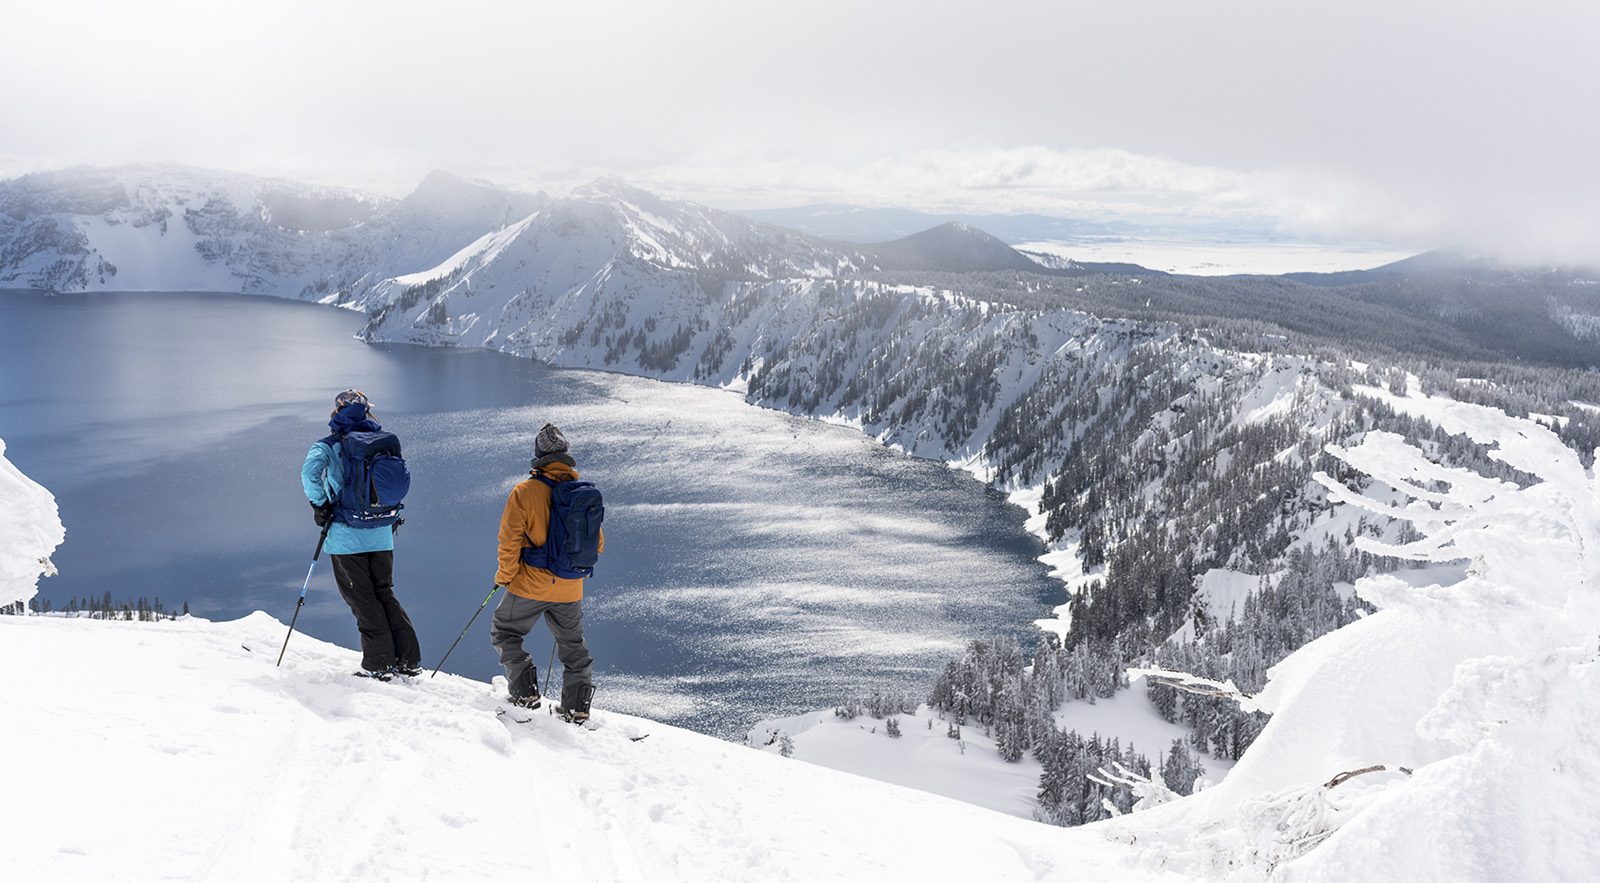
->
[322, 430, 411, 528]
[521, 474, 604, 579]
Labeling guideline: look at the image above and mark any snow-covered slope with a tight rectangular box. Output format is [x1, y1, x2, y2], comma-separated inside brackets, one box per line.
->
[5, 394, 1596, 882]
[348, 177, 874, 356]
[0, 438, 63, 608]
[748, 678, 1225, 823]
[0, 611, 1174, 883]
[311, 170, 550, 307]
[0, 450, 1171, 882]
[752, 397, 1600, 879]
[1107, 400, 1600, 880]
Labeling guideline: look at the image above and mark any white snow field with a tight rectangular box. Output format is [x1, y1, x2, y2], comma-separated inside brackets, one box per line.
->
[748, 674, 1231, 822]
[0, 612, 1173, 883]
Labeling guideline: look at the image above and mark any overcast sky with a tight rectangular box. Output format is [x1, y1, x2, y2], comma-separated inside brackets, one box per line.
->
[4, 0, 1597, 264]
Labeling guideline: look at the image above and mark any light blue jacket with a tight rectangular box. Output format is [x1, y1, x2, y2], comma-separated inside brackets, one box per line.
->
[302, 408, 396, 556]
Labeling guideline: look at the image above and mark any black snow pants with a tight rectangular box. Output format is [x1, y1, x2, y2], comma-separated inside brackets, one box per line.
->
[330, 550, 421, 673]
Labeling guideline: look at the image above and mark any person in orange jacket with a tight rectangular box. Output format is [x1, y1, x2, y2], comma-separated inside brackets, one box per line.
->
[489, 423, 603, 719]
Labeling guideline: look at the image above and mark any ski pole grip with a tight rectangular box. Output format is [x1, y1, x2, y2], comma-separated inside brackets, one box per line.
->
[313, 521, 332, 561]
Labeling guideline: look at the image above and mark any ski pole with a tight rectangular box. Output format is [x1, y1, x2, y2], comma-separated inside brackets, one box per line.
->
[277, 521, 333, 667]
[543, 642, 556, 701]
[431, 584, 503, 678]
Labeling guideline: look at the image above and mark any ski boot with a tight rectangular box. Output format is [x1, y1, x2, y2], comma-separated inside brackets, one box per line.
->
[507, 666, 541, 710]
[556, 684, 594, 724]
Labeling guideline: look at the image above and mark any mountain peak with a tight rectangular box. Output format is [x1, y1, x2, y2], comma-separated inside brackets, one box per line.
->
[407, 169, 521, 203]
[394, 170, 548, 230]
[864, 221, 1041, 273]
[569, 177, 670, 210]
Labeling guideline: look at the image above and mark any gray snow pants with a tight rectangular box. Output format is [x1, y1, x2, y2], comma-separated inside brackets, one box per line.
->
[488, 592, 593, 709]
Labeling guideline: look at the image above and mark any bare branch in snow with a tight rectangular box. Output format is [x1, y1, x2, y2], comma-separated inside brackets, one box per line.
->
[1324, 764, 1412, 789]
[1130, 666, 1266, 714]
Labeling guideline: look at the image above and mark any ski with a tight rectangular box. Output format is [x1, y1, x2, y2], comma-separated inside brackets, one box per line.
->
[497, 705, 540, 724]
[494, 704, 648, 740]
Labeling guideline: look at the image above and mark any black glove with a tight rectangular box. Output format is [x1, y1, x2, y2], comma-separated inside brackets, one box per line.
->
[311, 501, 334, 527]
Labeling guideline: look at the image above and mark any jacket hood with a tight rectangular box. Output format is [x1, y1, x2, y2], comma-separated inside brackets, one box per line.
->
[329, 402, 382, 435]
[531, 452, 577, 474]
[533, 459, 579, 482]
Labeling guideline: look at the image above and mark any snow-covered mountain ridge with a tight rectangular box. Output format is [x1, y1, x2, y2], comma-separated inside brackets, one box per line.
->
[0, 166, 1279, 462]
[6, 163, 1596, 375]
[0, 164, 562, 297]
[0, 164, 379, 292]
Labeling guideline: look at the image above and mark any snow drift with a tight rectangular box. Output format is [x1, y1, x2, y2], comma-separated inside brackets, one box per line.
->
[1105, 398, 1600, 880]
[0, 437, 63, 607]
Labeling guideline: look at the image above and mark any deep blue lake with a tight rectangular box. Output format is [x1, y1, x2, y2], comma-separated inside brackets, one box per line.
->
[0, 291, 1063, 737]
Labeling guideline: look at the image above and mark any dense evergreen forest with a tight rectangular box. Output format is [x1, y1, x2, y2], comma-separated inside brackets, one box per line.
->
[783, 264, 1599, 826]
[3, 593, 186, 620]
[873, 267, 1600, 371]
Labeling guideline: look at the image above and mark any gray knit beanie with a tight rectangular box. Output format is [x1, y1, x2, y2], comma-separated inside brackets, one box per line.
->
[534, 423, 569, 457]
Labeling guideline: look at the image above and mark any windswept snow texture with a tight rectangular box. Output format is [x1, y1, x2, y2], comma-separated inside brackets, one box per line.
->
[1, 613, 1174, 883]
[0, 437, 63, 606]
[1098, 399, 1600, 881]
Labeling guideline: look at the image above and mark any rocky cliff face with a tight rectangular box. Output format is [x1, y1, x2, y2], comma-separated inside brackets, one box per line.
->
[0, 165, 389, 293]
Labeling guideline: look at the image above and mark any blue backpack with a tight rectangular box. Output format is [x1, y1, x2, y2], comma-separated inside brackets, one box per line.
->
[322, 430, 410, 528]
[521, 474, 604, 579]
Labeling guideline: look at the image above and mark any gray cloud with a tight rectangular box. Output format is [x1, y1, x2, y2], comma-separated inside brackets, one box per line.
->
[4, 0, 1596, 264]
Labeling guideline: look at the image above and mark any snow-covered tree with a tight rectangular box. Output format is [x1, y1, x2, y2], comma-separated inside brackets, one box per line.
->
[1110, 399, 1600, 880]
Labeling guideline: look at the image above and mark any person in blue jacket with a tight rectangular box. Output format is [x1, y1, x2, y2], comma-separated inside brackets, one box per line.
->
[301, 389, 422, 679]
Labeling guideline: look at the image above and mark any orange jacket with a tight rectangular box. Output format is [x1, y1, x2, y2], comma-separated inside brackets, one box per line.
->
[495, 462, 604, 602]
